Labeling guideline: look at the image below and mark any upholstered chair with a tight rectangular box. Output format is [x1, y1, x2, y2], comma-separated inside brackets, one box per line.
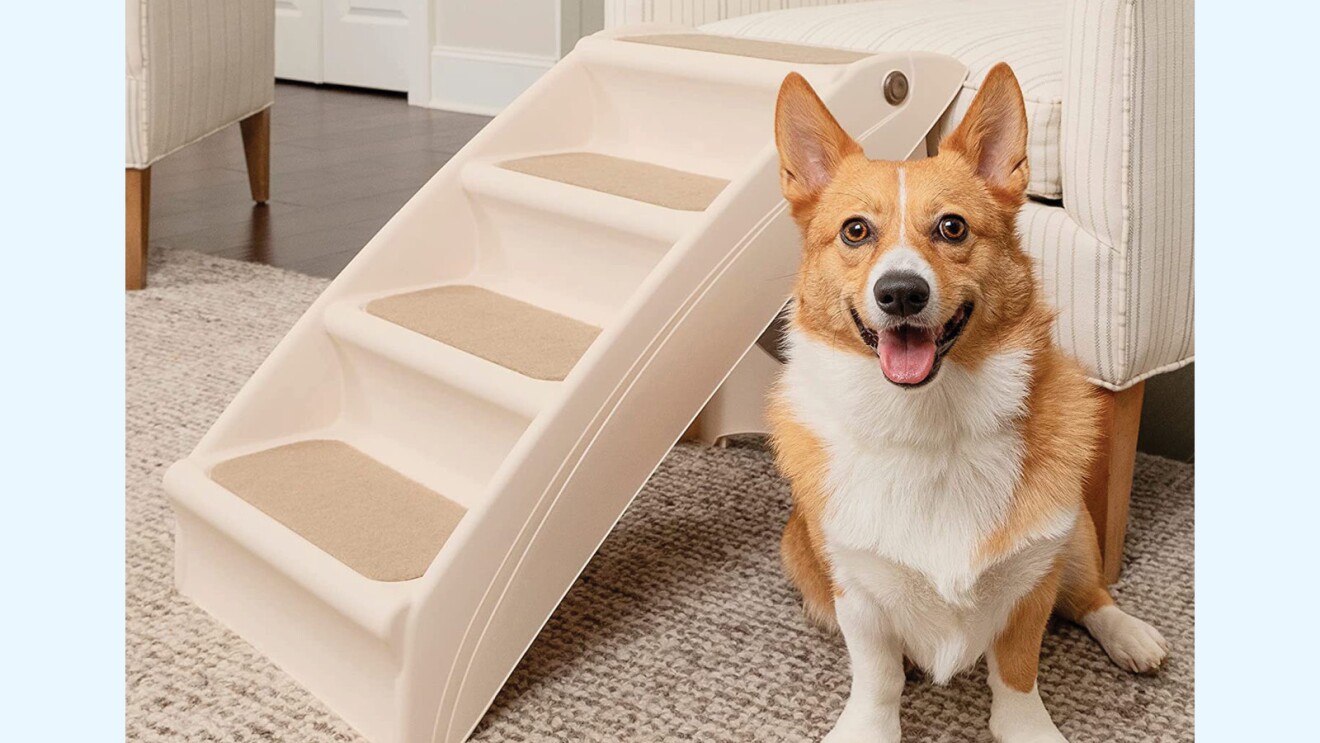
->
[126, 0, 275, 289]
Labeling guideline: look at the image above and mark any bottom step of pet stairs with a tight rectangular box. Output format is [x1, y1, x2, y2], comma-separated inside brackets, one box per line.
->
[211, 439, 466, 582]
[164, 24, 965, 743]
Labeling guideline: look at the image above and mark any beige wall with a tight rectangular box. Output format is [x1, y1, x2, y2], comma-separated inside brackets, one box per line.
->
[434, 0, 560, 58]
[428, 1, 603, 113]
[562, 0, 606, 56]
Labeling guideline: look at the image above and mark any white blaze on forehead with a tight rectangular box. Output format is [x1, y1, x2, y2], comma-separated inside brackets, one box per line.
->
[862, 167, 940, 325]
[897, 167, 906, 238]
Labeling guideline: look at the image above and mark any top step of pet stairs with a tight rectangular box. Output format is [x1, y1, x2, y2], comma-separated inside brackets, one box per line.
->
[163, 25, 965, 743]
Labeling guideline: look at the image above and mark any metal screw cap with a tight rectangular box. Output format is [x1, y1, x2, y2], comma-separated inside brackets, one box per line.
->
[884, 71, 909, 105]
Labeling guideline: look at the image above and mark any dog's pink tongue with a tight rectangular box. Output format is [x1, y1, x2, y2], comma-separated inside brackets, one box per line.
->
[878, 327, 936, 385]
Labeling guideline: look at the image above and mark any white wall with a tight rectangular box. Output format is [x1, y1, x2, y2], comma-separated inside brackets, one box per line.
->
[428, 0, 589, 115]
[436, 1, 560, 57]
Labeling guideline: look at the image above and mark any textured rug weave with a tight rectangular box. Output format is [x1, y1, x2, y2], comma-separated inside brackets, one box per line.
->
[127, 250, 1194, 742]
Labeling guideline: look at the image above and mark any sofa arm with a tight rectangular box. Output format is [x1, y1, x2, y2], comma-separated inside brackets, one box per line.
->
[127, 0, 275, 169]
[1060, 0, 1194, 385]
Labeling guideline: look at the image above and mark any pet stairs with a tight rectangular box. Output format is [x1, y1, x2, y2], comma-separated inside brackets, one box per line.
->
[164, 26, 964, 743]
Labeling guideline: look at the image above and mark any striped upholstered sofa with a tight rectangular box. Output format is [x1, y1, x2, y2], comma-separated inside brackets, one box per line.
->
[611, 0, 1194, 580]
[126, 0, 275, 290]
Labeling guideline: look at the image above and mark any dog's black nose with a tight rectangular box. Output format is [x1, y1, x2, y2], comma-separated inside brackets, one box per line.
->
[874, 272, 930, 318]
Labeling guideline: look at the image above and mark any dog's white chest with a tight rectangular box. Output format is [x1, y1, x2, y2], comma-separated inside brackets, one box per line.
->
[830, 530, 1063, 682]
[818, 425, 1056, 681]
[821, 430, 1022, 602]
[781, 331, 1066, 681]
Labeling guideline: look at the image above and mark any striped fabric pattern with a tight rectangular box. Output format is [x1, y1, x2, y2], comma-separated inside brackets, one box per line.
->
[701, 0, 1067, 199]
[126, 0, 275, 169]
[606, 1, 860, 28]
[1019, 200, 1120, 384]
[686, 0, 1191, 388]
[1061, 0, 1195, 386]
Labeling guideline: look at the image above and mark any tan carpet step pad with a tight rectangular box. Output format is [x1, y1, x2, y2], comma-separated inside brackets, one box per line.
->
[622, 34, 870, 65]
[500, 152, 728, 212]
[210, 440, 465, 582]
[366, 285, 601, 382]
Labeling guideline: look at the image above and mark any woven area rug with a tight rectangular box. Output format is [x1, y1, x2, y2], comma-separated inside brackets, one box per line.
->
[127, 249, 1194, 742]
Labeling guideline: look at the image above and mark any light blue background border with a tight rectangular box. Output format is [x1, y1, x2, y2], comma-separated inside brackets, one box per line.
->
[1197, 1, 1319, 741]
[2, 2, 125, 739]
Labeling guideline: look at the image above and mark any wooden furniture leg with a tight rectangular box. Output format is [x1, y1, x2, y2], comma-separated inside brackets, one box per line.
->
[126, 167, 151, 290]
[1084, 381, 1146, 584]
[240, 107, 271, 203]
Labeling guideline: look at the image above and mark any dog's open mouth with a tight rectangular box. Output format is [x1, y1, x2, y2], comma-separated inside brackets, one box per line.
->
[849, 302, 973, 387]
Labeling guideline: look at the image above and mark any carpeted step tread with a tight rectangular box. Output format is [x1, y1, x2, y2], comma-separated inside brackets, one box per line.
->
[366, 284, 601, 382]
[210, 439, 465, 582]
[500, 152, 728, 212]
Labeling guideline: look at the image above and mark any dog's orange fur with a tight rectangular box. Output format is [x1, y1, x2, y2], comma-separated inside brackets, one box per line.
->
[994, 560, 1062, 692]
[768, 65, 1115, 693]
[767, 395, 839, 628]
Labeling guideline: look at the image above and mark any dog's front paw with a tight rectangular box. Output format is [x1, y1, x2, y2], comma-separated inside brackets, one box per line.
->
[821, 722, 870, 743]
[822, 704, 900, 743]
[1083, 605, 1169, 673]
[822, 722, 890, 743]
[988, 681, 1069, 743]
[989, 713, 1069, 743]
[991, 729, 1069, 743]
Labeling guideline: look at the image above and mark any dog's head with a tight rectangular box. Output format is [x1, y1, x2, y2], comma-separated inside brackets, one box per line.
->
[776, 63, 1039, 388]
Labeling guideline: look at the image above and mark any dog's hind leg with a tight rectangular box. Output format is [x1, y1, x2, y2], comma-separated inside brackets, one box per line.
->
[1056, 518, 1168, 673]
[782, 507, 838, 631]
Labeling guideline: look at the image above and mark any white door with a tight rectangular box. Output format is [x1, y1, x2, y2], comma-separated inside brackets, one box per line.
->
[276, 0, 413, 93]
[275, 0, 325, 83]
[322, 0, 412, 92]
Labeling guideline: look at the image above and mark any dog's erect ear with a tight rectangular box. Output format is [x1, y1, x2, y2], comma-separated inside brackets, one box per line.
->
[941, 63, 1029, 201]
[775, 73, 862, 207]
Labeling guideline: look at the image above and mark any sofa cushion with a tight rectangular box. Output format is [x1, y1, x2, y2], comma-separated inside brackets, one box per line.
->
[703, 0, 1065, 200]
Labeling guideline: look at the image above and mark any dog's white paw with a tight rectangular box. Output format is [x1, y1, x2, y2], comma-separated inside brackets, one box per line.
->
[822, 721, 872, 743]
[822, 704, 900, 743]
[990, 724, 1069, 743]
[823, 722, 894, 743]
[1083, 605, 1169, 673]
[988, 686, 1070, 743]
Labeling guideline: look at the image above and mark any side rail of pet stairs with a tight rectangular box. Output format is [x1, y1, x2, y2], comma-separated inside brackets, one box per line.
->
[163, 25, 965, 743]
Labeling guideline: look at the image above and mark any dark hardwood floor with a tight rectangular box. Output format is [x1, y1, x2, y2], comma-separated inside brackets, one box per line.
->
[149, 82, 491, 278]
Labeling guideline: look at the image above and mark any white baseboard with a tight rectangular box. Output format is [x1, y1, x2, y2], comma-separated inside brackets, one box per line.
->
[428, 46, 556, 116]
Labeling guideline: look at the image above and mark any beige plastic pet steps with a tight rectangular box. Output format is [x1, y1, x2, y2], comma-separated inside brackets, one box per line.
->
[164, 25, 965, 743]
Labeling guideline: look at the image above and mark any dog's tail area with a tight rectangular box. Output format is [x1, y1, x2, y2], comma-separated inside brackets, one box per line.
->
[782, 507, 839, 632]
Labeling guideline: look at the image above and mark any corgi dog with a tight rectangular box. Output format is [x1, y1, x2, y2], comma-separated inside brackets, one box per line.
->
[767, 64, 1168, 743]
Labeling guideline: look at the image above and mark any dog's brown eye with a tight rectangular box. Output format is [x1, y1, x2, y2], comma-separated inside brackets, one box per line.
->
[840, 218, 871, 246]
[936, 215, 968, 242]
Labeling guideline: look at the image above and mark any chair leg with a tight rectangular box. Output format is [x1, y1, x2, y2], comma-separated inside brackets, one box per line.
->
[239, 107, 271, 203]
[1084, 381, 1146, 584]
[126, 167, 151, 290]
